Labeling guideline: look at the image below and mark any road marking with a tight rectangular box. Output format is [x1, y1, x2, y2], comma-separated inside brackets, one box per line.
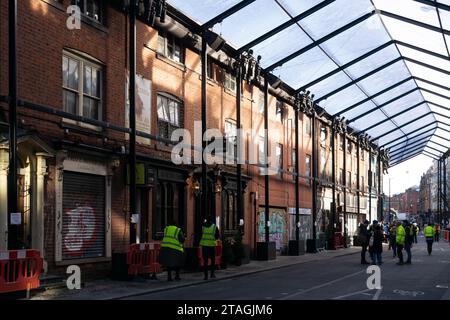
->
[440, 261, 450, 264]
[393, 289, 424, 297]
[279, 270, 365, 300]
[373, 287, 383, 300]
[436, 285, 449, 289]
[440, 248, 445, 252]
[331, 288, 371, 300]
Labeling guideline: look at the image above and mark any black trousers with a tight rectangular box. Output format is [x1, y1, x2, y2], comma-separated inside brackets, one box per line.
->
[361, 244, 368, 263]
[426, 239, 433, 254]
[202, 246, 216, 276]
[397, 244, 404, 263]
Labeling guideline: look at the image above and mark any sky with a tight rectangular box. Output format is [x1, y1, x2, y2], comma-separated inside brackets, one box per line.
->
[383, 154, 434, 196]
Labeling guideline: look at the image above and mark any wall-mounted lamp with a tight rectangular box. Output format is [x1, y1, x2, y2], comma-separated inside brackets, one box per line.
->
[215, 181, 222, 193]
[192, 178, 201, 197]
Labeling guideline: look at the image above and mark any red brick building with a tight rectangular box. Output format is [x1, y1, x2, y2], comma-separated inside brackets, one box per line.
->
[0, 0, 384, 275]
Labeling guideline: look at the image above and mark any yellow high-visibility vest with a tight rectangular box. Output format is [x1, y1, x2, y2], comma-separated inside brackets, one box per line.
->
[161, 225, 184, 252]
[425, 226, 434, 238]
[200, 224, 217, 247]
[396, 225, 405, 245]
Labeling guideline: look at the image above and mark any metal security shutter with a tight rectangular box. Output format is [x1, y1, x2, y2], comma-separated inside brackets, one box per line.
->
[62, 171, 106, 260]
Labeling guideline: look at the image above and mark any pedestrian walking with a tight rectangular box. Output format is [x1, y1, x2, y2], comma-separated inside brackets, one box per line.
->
[159, 219, 185, 281]
[369, 224, 383, 265]
[396, 221, 405, 265]
[413, 223, 419, 244]
[435, 224, 441, 242]
[357, 220, 370, 265]
[389, 222, 397, 257]
[404, 220, 414, 265]
[424, 223, 434, 255]
[200, 217, 221, 280]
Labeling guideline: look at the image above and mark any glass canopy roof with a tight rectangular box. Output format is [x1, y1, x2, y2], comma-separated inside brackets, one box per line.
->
[168, 0, 450, 167]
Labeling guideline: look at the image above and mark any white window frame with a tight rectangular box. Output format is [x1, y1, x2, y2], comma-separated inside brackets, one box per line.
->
[62, 50, 103, 127]
[224, 73, 236, 92]
[158, 31, 184, 64]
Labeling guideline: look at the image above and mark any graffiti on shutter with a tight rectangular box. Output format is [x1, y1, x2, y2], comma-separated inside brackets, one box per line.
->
[62, 172, 105, 260]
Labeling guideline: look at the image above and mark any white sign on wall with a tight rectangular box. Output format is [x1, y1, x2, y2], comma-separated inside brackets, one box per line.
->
[125, 71, 152, 144]
[10, 212, 22, 225]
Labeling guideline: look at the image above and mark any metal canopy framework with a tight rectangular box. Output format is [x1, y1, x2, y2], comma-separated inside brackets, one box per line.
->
[168, 0, 450, 167]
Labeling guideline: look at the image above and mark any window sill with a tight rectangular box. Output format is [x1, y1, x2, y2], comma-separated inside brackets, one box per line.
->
[80, 14, 108, 33]
[41, 0, 64, 11]
[155, 143, 174, 153]
[156, 53, 186, 72]
[55, 257, 110, 266]
[61, 118, 104, 136]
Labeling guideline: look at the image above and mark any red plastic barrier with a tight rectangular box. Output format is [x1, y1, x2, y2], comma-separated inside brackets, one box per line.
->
[127, 242, 161, 276]
[0, 250, 43, 294]
[198, 240, 222, 267]
[444, 230, 449, 242]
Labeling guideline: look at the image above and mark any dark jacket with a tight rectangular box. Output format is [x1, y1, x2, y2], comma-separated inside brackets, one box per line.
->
[358, 224, 370, 245]
[369, 228, 383, 254]
[405, 225, 414, 245]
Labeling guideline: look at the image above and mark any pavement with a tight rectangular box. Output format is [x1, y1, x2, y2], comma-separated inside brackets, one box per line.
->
[125, 237, 450, 300]
[30, 246, 361, 300]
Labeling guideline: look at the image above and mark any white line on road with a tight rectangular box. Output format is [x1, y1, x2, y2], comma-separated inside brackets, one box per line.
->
[331, 288, 371, 300]
[373, 287, 383, 300]
[279, 270, 365, 300]
[436, 285, 449, 289]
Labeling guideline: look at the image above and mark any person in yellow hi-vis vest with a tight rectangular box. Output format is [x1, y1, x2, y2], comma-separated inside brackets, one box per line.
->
[396, 221, 406, 265]
[159, 219, 185, 281]
[424, 224, 435, 255]
[200, 217, 221, 280]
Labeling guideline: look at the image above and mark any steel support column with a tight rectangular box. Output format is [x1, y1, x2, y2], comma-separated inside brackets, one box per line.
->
[369, 149, 372, 222]
[331, 122, 336, 249]
[129, 1, 137, 244]
[357, 140, 361, 217]
[312, 113, 318, 244]
[201, 31, 208, 225]
[236, 61, 243, 229]
[343, 135, 347, 248]
[377, 152, 382, 221]
[295, 105, 300, 242]
[7, 0, 18, 249]
[264, 77, 270, 243]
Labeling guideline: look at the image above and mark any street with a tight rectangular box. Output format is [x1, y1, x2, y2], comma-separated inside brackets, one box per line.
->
[125, 238, 450, 300]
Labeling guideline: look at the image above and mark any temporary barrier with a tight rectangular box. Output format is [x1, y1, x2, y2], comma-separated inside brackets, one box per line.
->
[444, 230, 449, 242]
[126, 242, 161, 277]
[0, 250, 43, 294]
[198, 240, 222, 267]
[334, 232, 345, 249]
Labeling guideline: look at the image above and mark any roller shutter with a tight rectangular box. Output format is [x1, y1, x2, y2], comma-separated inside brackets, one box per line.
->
[62, 171, 106, 260]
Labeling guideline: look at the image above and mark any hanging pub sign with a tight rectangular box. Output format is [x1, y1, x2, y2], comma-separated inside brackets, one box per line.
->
[126, 163, 146, 185]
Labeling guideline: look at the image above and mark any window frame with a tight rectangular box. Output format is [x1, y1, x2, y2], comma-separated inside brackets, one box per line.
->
[275, 143, 283, 178]
[305, 154, 311, 186]
[156, 93, 184, 141]
[157, 31, 185, 64]
[224, 72, 237, 92]
[72, 0, 104, 24]
[62, 50, 103, 123]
